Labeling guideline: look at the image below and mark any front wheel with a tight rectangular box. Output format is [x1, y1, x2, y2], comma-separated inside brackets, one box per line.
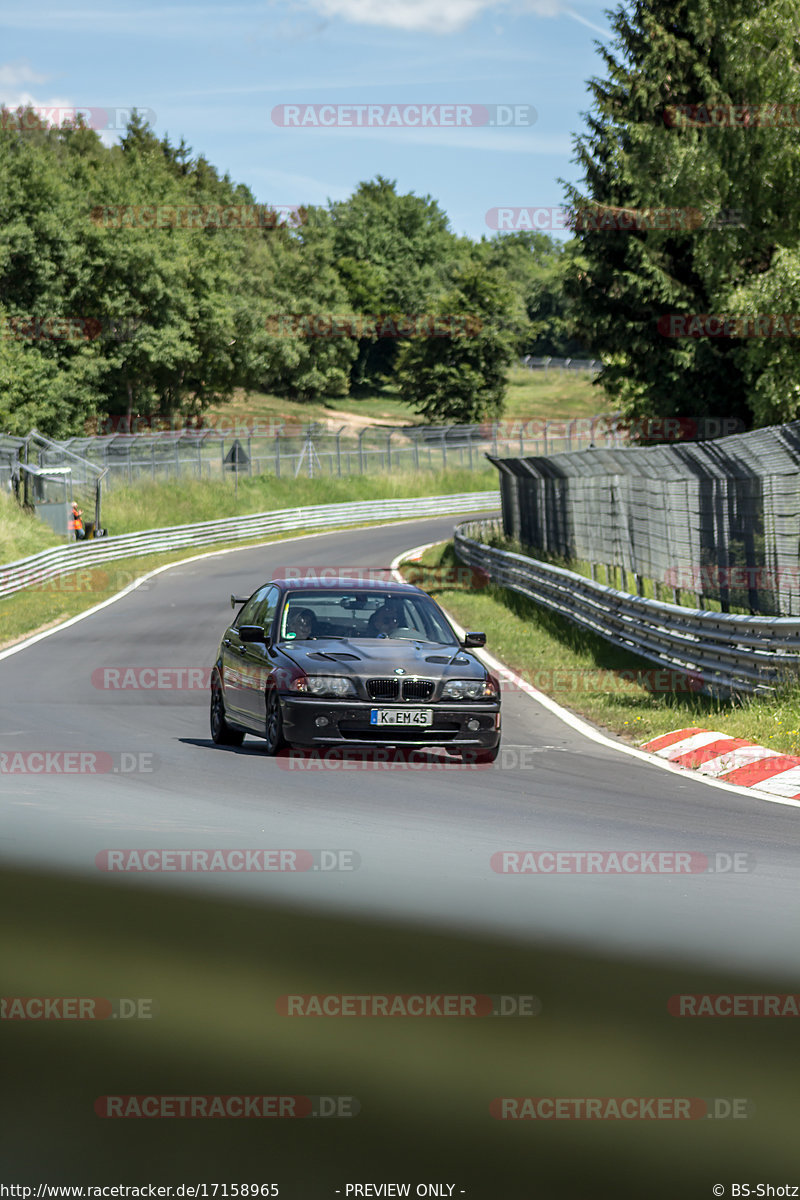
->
[210, 672, 245, 746]
[264, 689, 288, 755]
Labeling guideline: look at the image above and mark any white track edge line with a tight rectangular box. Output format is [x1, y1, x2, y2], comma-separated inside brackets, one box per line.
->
[391, 543, 800, 812]
[0, 517, 445, 664]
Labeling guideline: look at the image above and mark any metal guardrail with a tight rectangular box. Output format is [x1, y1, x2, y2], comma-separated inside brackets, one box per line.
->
[0, 492, 500, 601]
[454, 520, 800, 697]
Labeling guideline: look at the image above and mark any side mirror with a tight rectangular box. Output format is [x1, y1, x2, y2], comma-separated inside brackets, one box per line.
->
[463, 631, 487, 648]
[239, 625, 267, 643]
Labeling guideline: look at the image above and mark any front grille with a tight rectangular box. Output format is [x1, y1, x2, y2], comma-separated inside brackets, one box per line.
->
[367, 678, 399, 701]
[402, 680, 435, 701]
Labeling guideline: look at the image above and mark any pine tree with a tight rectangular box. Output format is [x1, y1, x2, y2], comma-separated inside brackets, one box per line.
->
[563, 0, 800, 432]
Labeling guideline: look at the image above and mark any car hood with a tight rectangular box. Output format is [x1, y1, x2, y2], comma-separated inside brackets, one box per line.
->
[280, 638, 486, 679]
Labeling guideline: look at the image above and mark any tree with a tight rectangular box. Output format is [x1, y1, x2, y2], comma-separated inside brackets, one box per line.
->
[562, 0, 800, 433]
[328, 177, 459, 389]
[395, 260, 522, 423]
[476, 232, 591, 357]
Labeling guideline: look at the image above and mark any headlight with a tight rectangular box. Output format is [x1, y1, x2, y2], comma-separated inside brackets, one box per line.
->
[442, 678, 498, 700]
[300, 675, 357, 698]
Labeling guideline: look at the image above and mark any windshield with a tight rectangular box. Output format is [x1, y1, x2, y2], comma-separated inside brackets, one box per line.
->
[278, 590, 458, 644]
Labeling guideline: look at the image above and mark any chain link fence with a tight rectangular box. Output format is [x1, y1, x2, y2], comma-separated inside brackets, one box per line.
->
[17, 418, 623, 493]
[520, 356, 601, 373]
[1, 431, 105, 537]
[490, 420, 800, 618]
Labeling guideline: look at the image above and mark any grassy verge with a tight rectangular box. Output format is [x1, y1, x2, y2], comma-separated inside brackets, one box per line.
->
[0, 481, 496, 648]
[199, 366, 605, 428]
[0, 468, 498, 566]
[99, 466, 497, 536]
[398, 541, 800, 757]
[0, 490, 63, 563]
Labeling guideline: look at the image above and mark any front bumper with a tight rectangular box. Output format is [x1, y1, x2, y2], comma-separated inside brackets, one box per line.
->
[281, 696, 501, 749]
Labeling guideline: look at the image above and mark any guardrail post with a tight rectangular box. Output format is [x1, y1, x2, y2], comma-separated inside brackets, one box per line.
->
[358, 428, 366, 474]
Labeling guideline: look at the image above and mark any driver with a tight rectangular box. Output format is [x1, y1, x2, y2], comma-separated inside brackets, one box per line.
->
[368, 601, 401, 637]
[286, 607, 315, 639]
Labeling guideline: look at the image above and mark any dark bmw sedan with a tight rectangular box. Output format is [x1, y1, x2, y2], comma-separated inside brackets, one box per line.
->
[210, 576, 501, 762]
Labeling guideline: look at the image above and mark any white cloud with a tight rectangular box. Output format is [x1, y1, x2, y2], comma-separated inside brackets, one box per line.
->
[304, 0, 487, 34]
[299, 0, 605, 35]
[0, 60, 48, 89]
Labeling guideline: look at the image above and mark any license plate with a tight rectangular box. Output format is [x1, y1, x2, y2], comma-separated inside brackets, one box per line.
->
[370, 708, 433, 726]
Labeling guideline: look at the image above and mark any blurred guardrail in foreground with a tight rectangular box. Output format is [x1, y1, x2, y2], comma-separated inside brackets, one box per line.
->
[0, 491, 500, 601]
[454, 519, 800, 697]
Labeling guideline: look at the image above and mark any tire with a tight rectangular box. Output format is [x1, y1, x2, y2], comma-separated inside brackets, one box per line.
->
[210, 672, 245, 746]
[264, 688, 288, 755]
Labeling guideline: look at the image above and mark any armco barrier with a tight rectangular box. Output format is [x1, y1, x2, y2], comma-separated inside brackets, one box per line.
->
[0, 492, 500, 601]
[454, 520, 800, 697]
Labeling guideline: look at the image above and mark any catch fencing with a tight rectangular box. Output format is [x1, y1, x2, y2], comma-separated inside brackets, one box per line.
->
[489, 420, 800, 618]
[19, 417, 623, 493]
[454, 519, 800, 697]
[0, 491, 500, 601]
[520, 356, 601, 373]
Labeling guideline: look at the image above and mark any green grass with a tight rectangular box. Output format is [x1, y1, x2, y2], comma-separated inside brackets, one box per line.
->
[399, 541, 800, 758]
[199, 365, 607, 429]
[0, 468, 498, 646]
[0, 490, 62, 564]
[0, 467, 497, 566]
[99, 466, 497, 535]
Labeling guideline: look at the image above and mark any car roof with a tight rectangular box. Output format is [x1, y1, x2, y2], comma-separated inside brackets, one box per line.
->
[271, 576, 425, 594]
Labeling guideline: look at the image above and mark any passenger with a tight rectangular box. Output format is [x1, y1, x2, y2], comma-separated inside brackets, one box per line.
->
[367, 602, 401, 637]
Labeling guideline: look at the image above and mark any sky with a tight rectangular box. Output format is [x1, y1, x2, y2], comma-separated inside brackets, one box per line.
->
[0, 0, 615, 243]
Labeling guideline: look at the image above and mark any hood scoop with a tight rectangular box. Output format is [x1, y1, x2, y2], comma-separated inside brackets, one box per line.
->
[425, 654, 470, 664]
[307, 651, 360, 662]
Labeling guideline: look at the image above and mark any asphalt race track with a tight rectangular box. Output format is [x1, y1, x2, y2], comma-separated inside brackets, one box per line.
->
[2, 512, 800, 1194]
